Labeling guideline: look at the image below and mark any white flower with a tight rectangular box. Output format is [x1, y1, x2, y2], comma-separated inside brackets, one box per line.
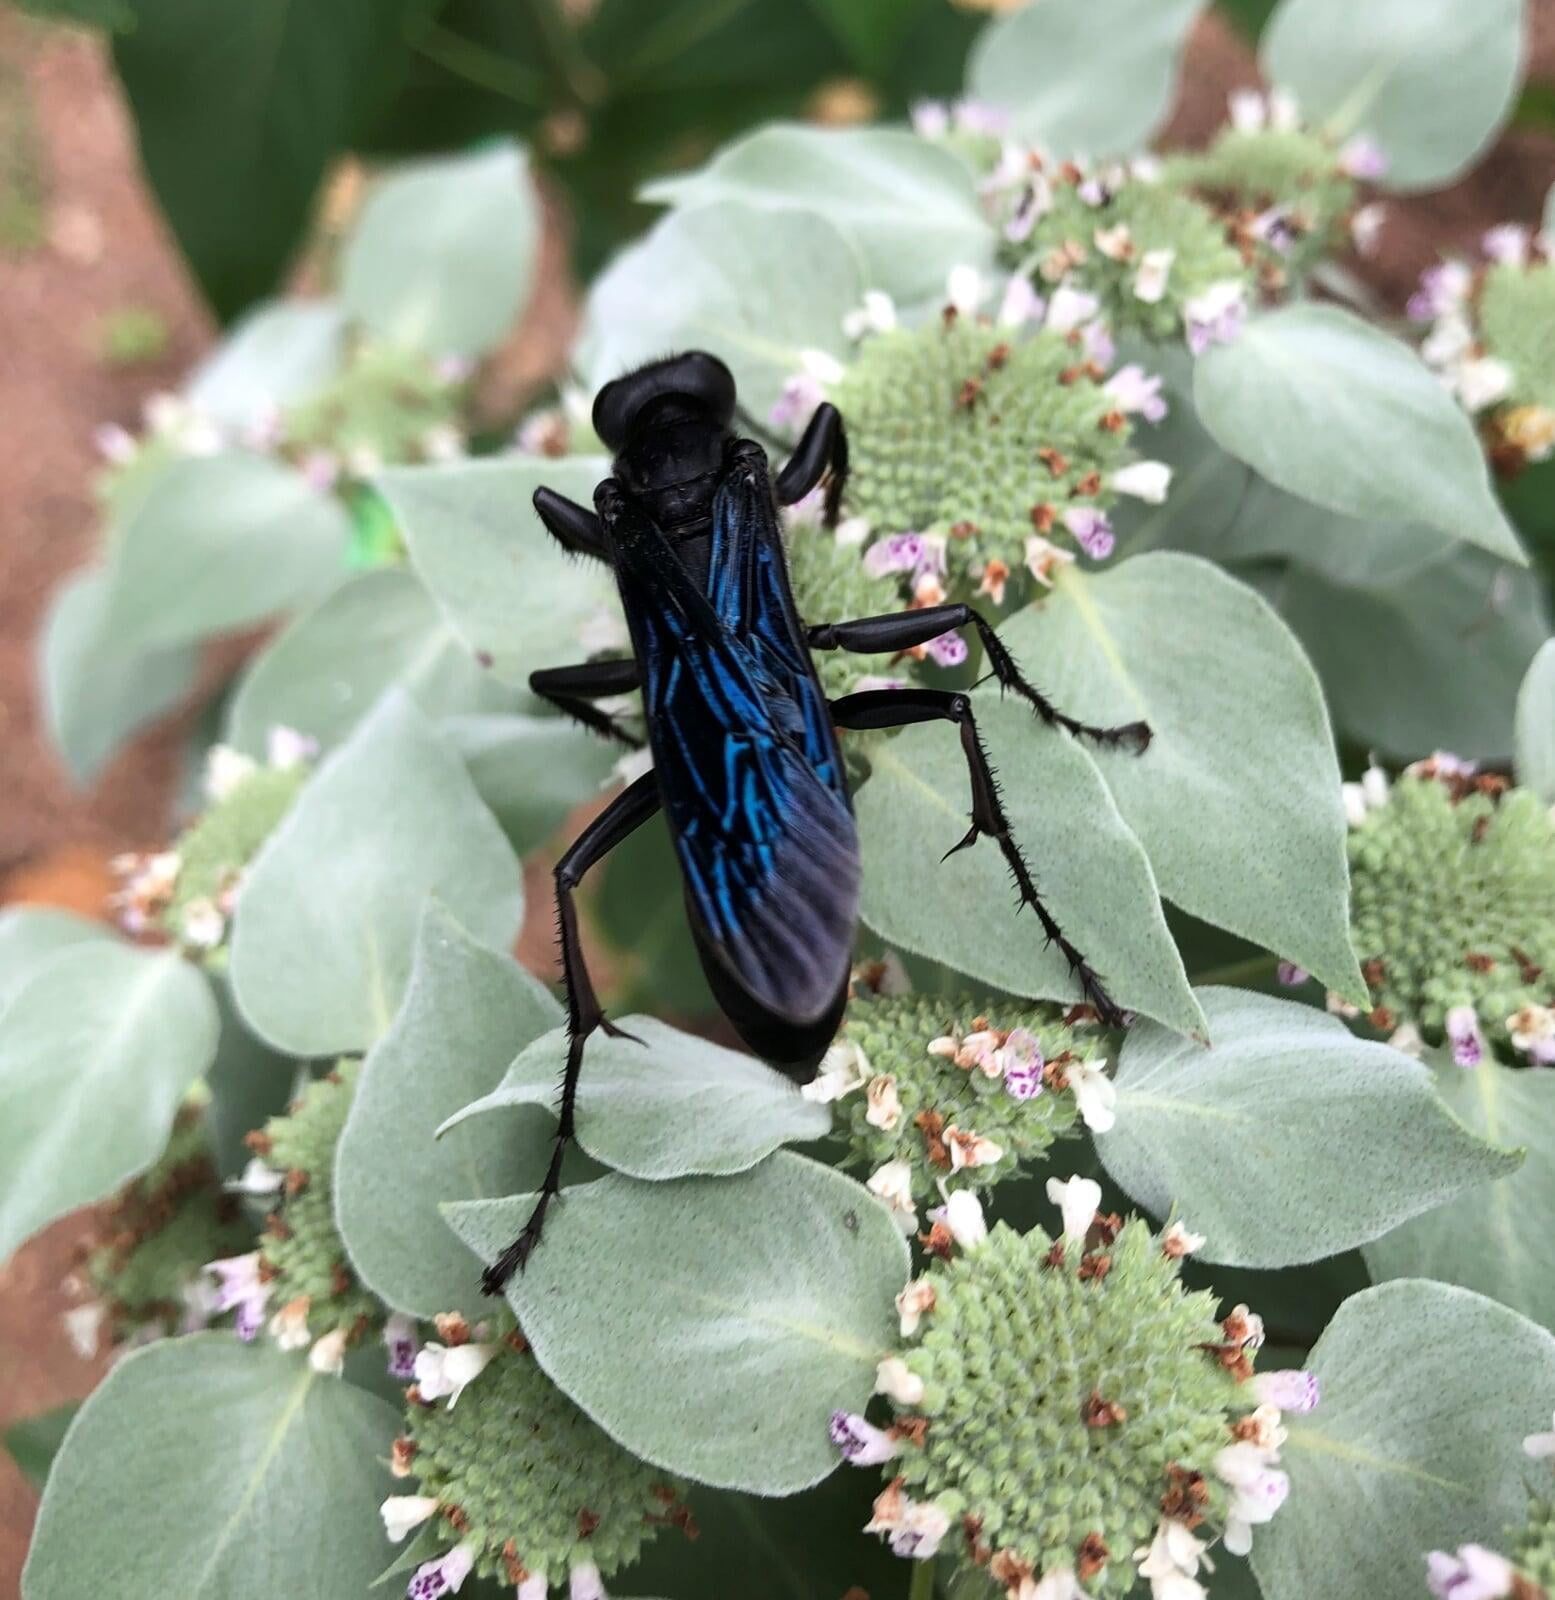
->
[1215, 1446, 1290, 1556]
[608, 745, 654, 790]
[1095, 222, 1133, 261]
[1337, 134, 1388, 180]
[1524, 1409, 1555, 1459]
[1136, 1519, 1210, 1599]
[1483, 224, 1531, 267]
[407, 1540, 477, 1598]
[381, 1494, 440, 1542]
[1025, 534, 1076, 587]
[997, 275, 1045, 327]
[1066, 1058, 1117, 1132]
[829, 1409, 900, 1465]
[413, 1341, 500, 1407]
[1046, 284, 1100, 334]
[300, 450, 340, 492]
[1133, 248, 1175, 304]
[935, 1187, 988, 1252]
[1426, 1545, 1517, 1600]
[1455, 356, 1513, 413]
[422, 423, 465, 462]
[804, 1039, 870, 1103]
[309, 1327, 349, 1376]
[204, 744, 257, 802]
[1350, 202, 1387, 256]
[517, 1577, 549, 1600]
[889, 1500, 951, 1560]
[180, 897, 226, 951]
[1185, 280, 1247, 354]
[346, 443, 384, 479]
[946, 1126, 1004, 1171]
[1252, 1369, 1320, 1413]
[1228, 88, 1267, 132]
[911, 100, 950, 138]
[269, 1295, 312, 1352]
[875, 1355, 925, 1406]
[1268, 87, 1301, 130]
[867, 1159, 918, 1234]
[570, 1559, 608, 1600]
[230, 1157, 284, 1196]
[1238, 1405, 1288, 1453]
[1111, 461, 1173, 504]
[1047, 1175, 1102, 1244]
[946, 264, 987, 316]
[843, 290, 898, 339]
[1343, 764, 1389, 826]
[1023, 1568, 1084, 1600]
[896, 1277, 936, 1337]
[63, 1302, 107, 1360]
[265, 725, 317, 770]
[865, 1074, 902, 1131]
[1160, 1220, 1206, 1259]
[1446, 1005, 1486, 1070]
[834, 514, 871, 547]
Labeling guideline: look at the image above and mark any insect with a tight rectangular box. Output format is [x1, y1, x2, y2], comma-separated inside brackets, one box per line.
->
[480, 350, 1150, 1293]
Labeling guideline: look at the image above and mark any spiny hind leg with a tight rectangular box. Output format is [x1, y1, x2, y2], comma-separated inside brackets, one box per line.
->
[828, 686, 1127, 1027]
[480, 771, 660, 1294]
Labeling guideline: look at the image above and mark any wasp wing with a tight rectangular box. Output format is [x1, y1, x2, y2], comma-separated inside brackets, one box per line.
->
[602, 475, 859, 1034]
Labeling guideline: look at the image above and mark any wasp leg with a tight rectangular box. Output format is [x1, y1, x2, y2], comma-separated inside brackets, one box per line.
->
[810, 606, 1150, 753]
[530, 657, 644, 749]
[773, 402, 849, 526]
[480, 771, 661, 1295]
[829, 686, 1127, 1028]
[533, 485, 612, 562]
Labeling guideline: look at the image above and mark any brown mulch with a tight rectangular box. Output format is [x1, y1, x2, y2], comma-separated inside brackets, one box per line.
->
[0, 7, 1552, 1596]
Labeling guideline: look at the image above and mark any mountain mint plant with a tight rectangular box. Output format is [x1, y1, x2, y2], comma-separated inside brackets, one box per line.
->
[8, 5, 1555, 1600]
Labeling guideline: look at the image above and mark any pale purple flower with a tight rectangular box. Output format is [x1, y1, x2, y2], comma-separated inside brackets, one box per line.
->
[830, 1410, 899, 1466]
[1185, 281, 1247, 354]
[1338, 135, 1388, 180]
[1063, 506, 1114, 560]
[1001, 1029, 1045, 1100]
[926, 631, 968, 668]
[863, 532, 926, 578]
[266, 725, 318, 770]
[383, 1312, 419, 1380]
[1446, 1005, 1485, 1069]
[1408, 260, 1472, 322]
[1081, 320, 1116, 368]
[517, 1577, 548, 1600]
[1077, 176, 1111, 207]
[1046, 285, 1101, 335]
[93, 422, 137, 465]
[434, 354, 474, 385]
[1251, 205, 1299, 255]
[1221, 1466, 1290, 1556]
[1252, 1369, 1320, 1414]
[889, 1501, 951, 1560]
[407, 1541, 476, 1599]
[1105, 364, 1168, 423]
[204, 1252, 271, 1342]
[1426, 1545, 1517, 1600]
[952, 101, 1009, 138]
[1483, 224, 1531, 267]
[997, 275, 1045, 327]
[300, 450, 340, 492]
[770, 372, 826, 432]
[1276, 962, 1309, 987]
[911, 100, 950, 139]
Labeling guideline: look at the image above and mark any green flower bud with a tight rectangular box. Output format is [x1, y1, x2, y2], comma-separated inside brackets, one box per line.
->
[1514, 1496, 1555, 1593]
[393, 1339, 688, 1593]
[1347, 765, 1555, 1062]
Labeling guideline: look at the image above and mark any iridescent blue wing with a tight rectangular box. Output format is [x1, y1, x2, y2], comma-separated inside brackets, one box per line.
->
[601, 476, 858, 1036]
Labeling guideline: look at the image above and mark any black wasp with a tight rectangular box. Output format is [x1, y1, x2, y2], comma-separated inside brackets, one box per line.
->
[481, 351, 1149, 1292]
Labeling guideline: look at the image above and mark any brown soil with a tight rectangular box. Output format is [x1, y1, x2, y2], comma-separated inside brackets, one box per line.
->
[0, 8, 1552, 1596]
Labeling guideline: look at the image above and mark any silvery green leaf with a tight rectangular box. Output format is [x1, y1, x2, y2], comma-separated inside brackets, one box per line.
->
[101, 451, 351, 653]
[1194, 306, 1525, 563]
[378, 456, 619, 688]
[0, 943, 218, 1261]
[184, 300, 346, 430]
[224, 568, 516, 758]
[1010, 556, 1365, 1002]
[3, 1403, 77, 1493]
[1253, 1281, 1555, 1600]
[1515, 640, 1555, 802]
[1365, 1055, 1555, 1331]
[967, 0, 1205, 155]
[335, 902, 561, 1319]
[204, 975, 295, 1180]
[340, 141, 539, 359]
[578, 202, 862, 420]
[442, 1014, 830, 1180]
[1262, 0, 1526, 191]
[22, 1335, 396, 1600]
[0, 906, 111, 1015]
[444, 713, 618, 855]
[230, 692, 522, 1056]
[1277, 547, 1549, 760]
[855, 696, 1204, 1037]
[39, 567, 198, 783]
[444, 1152, 907, 1493]
[1098, 988, 1519, 1267]
[642, 124, 993, 305]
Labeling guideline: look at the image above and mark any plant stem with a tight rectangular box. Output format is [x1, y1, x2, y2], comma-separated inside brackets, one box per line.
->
[908, 1560, 937, 1600]
[409, 22, 548, 108]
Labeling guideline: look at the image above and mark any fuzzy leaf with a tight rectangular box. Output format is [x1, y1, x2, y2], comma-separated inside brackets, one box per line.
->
[642, 124, 993, 305]
[224, 568, 516, 758]
[1262, 0, 1526, 191]
[1253, 1282, 1555, 1600]
[578, 201, 862, 420]
[444, 1153, 908, 1493]
[967, 0, 1205, 154]
[229, 692, 523, 1055]
[855, 696, 1204, 1036]
[1194, 306, 1525, 564]
[184, 300, 346, 431]
[442, 1015, 830, 1179]
[378, 456, 619, 688]
[0, 943, 218, 1261]
[335, 902, 561, 1320]
[1365, 1055, 1555, 1332]
[1013, 555, 1366, 1002]
[340, 142, 539, 359]
[22, 1335, 396, 1600]
[0, 906, 112, 1015]
[39, 567, 199, 783]
[1515, 640, 1555, 804]
[1098, 988, 1520, 1267]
